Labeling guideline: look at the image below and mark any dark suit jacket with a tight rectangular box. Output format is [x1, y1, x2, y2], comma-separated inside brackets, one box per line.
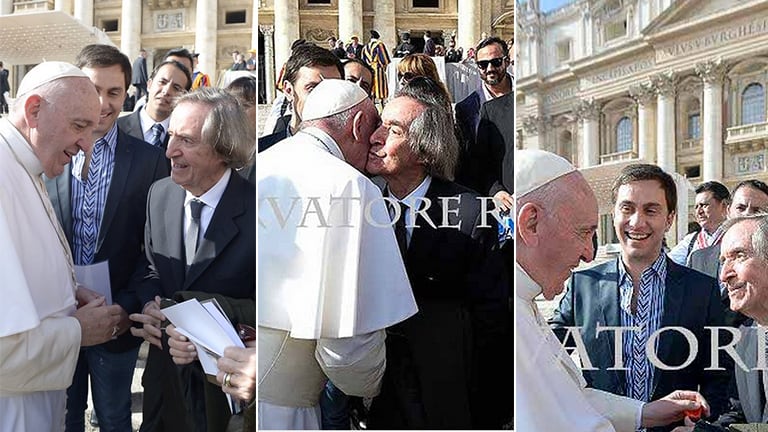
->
[117, 110, 170, 151]
[550, 257, 732, 429]
[346, 43, 363, 59]
[423, 38, 436, 56]
[474, 92, 514, 196]
[132, 56, 147, 85]
[368, 177, 511, 429]
[453, 90, 483, 191]
[257, 115, 290, 153]
[689, 245, 748, 328]
[138, 171, 255, 432]
[0, 69, 9, 94]
[45, 129, 168, 352]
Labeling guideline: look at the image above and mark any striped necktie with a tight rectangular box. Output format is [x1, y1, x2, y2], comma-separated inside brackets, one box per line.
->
[79, 138, 106, 264]
[185, 199, 204, 269]
[150, 123, 164, 147]
[629, 279, 653, 404]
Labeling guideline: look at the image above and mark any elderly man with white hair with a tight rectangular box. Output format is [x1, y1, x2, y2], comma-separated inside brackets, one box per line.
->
[515, 149, 710, 432]
[257, 79, 418, 429]
[0, 62, 123, 430]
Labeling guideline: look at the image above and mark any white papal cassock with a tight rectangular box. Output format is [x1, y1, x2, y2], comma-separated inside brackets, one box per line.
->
[258, 127, 418, 429]
[516, 262, 644, 432]
[0, 118, 82, 432]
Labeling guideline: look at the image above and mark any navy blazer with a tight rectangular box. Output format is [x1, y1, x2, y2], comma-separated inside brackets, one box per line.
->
[368, 178, 511, 429]
[137, 170, 255, 305]
[45, 128, 169, 352]
[550, 257, 733, 428]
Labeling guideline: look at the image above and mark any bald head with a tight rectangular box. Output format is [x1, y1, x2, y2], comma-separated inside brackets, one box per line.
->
[517, 170, 599, 299]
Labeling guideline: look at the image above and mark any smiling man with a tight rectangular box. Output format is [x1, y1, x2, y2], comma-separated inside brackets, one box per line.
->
[668, 181, 730, 266]
[0, 61, 124, 431]
[551, 164, 732, 430]
[43, 44, 169, 432]
[118, 59, 191, 151]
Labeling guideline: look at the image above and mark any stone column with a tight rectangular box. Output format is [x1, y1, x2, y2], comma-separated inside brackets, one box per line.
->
[74, 0, 93, 26]
[338, 0, 363, 43]
[695, 59, 727, 182]
[121, 0, 142, 61]
[526, 25, 540, 75]
[55, 0, 72, 14]
[458, 0, 480, 57]
[251, 0, 259, 51]
[575, 98, 601, 168]
[373, 0, 396, 57]
[630, 83, 656, 162]
[522, 115, 542, 150]
[652, 71, 677, 173]
[274, 0, 300, 81]
[0, 0, 13, 15]
[261, 25, 276, 103]
[195, 0, 218, 82]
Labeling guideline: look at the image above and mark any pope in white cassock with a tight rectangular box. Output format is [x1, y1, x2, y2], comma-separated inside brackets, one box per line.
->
[257, 79, 418, 429]
[514, 149, 710, 432]
[0, 62, 123, 431]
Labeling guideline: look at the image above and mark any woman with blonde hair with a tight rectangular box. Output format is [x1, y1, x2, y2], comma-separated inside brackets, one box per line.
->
[396, 53, 452, 103]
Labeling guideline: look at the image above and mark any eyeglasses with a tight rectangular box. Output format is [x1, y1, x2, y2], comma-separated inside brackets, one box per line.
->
[476, 57, 506, 70]
[398, 72, 416, 82]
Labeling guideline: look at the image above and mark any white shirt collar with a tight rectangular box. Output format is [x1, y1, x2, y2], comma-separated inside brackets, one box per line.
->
[515, 261, 543, 302]
[0, 117, 44, 177]
[387, 175, 432, 210]
[139, 107, 170, 139]
[185, 168, 231, 210]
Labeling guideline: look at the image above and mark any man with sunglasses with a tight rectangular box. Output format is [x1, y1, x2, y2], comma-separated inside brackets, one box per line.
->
[454, 36, 513, 193]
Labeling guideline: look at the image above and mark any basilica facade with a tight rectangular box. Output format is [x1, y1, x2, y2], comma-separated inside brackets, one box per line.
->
[516, 0, 768, 246]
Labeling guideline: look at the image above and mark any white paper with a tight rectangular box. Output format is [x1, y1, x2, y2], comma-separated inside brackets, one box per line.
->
[162, 299, 244, 357]
[75, 261, 112, 305]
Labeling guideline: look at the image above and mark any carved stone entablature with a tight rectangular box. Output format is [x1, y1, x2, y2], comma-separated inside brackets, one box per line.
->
[522, 115, 541, 135]
[146, 0, 191, 10]
[574, 98, 601, 122]
[305, 28, 337, 44]
[650, 71, 677, 97]
[629, 82, 655, 106]
[695, 59, 728, 84]
[592, 0, 625, 22]
[259, 25, 274, 37]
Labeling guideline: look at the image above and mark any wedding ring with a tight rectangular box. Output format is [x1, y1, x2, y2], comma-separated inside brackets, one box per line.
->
[223, 372, 232, 387]
[111, 326, 118, 337]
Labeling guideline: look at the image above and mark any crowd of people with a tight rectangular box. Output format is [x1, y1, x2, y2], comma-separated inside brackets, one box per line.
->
[258, 31, 514, 430]
[0, 44, 257, 432]
[516, 150, 768, 431]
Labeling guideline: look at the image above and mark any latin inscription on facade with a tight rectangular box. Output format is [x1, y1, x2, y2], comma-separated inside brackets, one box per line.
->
[657, 16, 768, 62]
[155, 10, 185, 33]
[583, 55, 655, 86]
[736, 153, 766, 175]
[545, 84, 579, 105]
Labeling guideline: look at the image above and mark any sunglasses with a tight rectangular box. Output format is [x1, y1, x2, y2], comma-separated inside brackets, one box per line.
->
[398, 72, 416, 82]
[476, 57, 506, 70]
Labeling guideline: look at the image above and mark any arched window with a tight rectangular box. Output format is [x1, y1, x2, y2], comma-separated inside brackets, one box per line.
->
[616, 116, 632, 152]
[742, 83, 765, 125]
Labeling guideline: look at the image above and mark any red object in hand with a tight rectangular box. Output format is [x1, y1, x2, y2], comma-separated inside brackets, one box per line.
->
[685, 407, 702, 421]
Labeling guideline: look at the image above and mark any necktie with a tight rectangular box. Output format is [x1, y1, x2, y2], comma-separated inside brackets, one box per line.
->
[79, 139, 106, 264]
[392, 202, 408, 259]
[185, 199, 204, 268]
[629, 279, 652, 404]
[150, 123, 164, 147]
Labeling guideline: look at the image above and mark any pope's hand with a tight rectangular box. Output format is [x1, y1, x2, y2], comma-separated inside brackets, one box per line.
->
[167, 324, 198, 365]
[74, 298, 123, 346]
[641, 390, 709, 428]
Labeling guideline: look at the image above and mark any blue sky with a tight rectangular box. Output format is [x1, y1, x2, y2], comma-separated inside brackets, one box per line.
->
[539, 0, 574, 12]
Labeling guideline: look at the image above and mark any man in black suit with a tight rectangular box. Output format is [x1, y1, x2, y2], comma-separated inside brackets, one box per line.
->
[44, 44, 169, 431]
[550, 164, 732, 431]
[473, 91, 514, 205]
[454, 37, 512, 191]
[0, 61, 9, 115]
[130, 88, 255, 432]
[365, 77, 510, 429]
[131, 49, 148, 102]
[346, 35, 364, 59]
[119, 59, 191, 152]
[423, 31, 436, 56]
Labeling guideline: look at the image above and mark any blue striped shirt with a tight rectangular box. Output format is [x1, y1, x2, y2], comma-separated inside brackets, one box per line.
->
[70, 124, 118, 265]
[618, 252, 667, 403]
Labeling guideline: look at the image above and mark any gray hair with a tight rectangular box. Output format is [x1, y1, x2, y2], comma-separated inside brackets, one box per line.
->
[172, 88, 254, 169]
[721, 213, 768, 261]
[394, 77, 458, 181]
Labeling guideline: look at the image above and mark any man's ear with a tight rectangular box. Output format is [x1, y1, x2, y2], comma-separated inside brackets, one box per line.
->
[351, 110, 364, 142]
[665, 211, 676, 232]
[282, 81, 294, 103]
[24, 94, 42, 129]
[517, 202, 542, 247]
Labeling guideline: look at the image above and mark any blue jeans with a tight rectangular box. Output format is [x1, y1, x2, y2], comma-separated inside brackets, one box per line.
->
[65, 345, 140, 432]
[319, 380, 350, 429]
